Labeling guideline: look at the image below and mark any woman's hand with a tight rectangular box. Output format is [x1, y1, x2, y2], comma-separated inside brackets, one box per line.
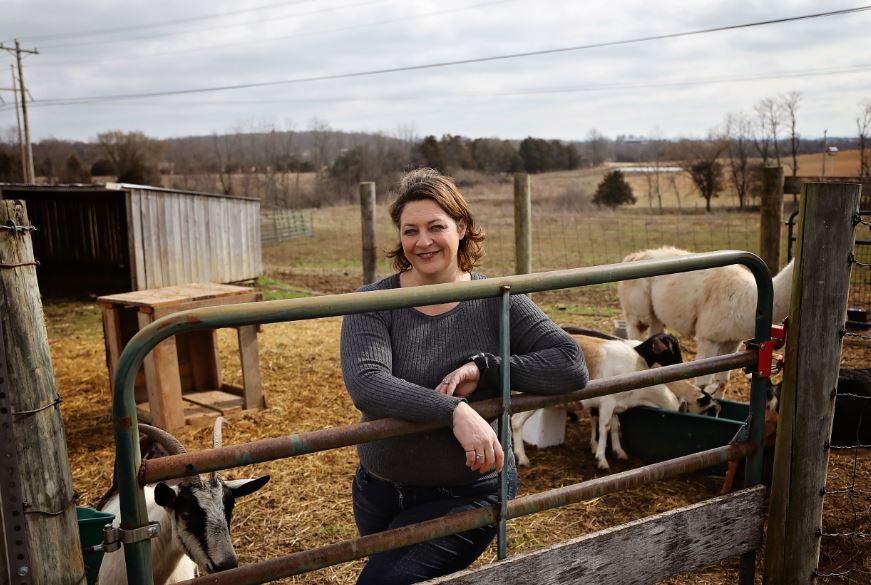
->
[437, 362, 480, 398]
[452, 402, 504, 473]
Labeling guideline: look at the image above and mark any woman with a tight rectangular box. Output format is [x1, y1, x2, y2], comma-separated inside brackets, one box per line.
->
[340, 168, 588, 584]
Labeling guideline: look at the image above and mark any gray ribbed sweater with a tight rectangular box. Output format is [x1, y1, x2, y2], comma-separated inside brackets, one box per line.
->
[340, 272, 588, 487]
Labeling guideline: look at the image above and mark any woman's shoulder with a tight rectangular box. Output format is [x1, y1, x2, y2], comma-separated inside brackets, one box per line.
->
[355, 273, 401, 293]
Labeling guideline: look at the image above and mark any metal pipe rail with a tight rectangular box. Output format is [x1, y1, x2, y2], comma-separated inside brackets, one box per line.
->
[111, 250, 774, 585]
[175, 442, 755, 585]
[142, 351, 756, 483]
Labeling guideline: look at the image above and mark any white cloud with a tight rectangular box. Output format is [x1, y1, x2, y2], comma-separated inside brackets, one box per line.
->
[1, 0, 870, 141]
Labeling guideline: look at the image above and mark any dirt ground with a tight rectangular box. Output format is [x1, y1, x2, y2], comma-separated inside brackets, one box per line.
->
[49, 273, 871, 584]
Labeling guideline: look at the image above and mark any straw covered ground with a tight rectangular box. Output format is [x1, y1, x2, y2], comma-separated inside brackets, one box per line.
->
[50, 277, 870, 584]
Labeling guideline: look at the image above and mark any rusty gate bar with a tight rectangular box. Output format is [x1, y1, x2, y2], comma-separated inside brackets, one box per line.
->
[176, 442, 756, 585]
[141, 351, 756, 483]
[114, 250, 773, 585]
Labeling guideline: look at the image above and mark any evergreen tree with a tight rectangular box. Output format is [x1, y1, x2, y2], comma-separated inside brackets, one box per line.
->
[593, 170, 636, 208]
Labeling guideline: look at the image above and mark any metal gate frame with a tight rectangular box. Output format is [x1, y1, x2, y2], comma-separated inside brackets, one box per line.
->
[109, 250, 775, 585]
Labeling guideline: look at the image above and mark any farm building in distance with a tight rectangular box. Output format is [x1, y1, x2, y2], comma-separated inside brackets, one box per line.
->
[0, 183, 261, 296]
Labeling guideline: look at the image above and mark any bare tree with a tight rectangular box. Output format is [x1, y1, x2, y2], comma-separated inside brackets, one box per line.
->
[858, 99, 871, 178]
[723, 112, 756, 209]
[97, 130, 166, 185]
[585, 128, 609, 166]
[212, 132, 236, 195]
[308, 117, 333, 173]
[781, 91, 802, 176]
[752, 97, 783, 165]
[642, 133, 665, 211]
[668, 172, 684, 209]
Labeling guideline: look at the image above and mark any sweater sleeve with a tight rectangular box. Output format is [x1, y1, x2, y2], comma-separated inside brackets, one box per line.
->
[496, 294, 588, 394]
[340, 308, 463, 424]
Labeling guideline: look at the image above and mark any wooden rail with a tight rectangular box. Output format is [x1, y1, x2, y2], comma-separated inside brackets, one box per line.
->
[424, 487, 766, 585]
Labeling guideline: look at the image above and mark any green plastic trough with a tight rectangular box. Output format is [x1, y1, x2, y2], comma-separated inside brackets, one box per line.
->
[77, 506, 115, 585]
[620, 400, 774, 484]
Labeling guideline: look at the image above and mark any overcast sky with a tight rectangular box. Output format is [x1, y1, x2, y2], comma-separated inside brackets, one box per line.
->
[2, 1, 870, 143]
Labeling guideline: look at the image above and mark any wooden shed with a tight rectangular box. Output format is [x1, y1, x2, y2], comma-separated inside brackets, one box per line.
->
[0, 183, 261, 295]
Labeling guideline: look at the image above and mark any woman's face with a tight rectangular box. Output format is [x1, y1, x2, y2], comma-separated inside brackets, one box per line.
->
[399, 199, 467, 282]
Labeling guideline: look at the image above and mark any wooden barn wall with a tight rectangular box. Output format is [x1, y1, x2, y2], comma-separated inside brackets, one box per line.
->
[127, 189, 261, 290]
[0, 190, 128, 266]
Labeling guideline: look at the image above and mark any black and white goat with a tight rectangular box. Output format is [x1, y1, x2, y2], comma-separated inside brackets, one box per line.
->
[98, 418, 270, 585]
[511, 330, 720, 470]
[831, 368, 871, 448]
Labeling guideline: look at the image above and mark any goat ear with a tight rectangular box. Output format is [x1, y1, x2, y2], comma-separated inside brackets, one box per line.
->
[154, 482, 177, 507]
[226, 475, 270, 499]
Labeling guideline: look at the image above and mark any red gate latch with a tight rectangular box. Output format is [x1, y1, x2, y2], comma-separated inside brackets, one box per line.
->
[745, 324, 786, 378]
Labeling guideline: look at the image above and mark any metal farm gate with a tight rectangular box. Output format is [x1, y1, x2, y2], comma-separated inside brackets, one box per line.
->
[107, 251, 775, 585]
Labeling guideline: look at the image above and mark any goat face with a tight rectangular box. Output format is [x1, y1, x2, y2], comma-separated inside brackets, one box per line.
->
[649, 333, 683, 366]
[154, 475, 270, 574]
[678, 386, 721, 417]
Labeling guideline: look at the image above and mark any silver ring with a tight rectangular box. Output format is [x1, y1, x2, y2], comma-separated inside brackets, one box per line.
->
[475, 453, 483, 460]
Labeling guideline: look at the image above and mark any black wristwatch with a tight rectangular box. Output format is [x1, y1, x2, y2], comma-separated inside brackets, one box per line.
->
[468, 352, 490, 374]
[467, 352, 499, 394]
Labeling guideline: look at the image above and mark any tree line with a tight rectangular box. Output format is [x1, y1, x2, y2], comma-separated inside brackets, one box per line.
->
[1, 94, 869, 211]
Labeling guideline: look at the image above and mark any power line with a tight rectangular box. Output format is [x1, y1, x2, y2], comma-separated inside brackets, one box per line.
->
[26, 0, 513, 69]
[27, 5, 871, 107]
[6, 62, 869, 112]
[16, 0, 321, 43]
[36, 0, 395, 50]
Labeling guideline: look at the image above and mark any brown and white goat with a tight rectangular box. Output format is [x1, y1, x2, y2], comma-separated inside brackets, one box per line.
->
[511, 332, 719, 470]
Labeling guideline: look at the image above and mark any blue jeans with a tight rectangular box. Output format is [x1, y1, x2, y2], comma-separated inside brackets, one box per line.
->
[352, 465, 518, 585]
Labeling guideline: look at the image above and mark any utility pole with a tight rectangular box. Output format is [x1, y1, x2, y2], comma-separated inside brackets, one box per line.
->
[11, 65, 26, 181]
[0, 40, 39, 183]
[821, 129, 828, 178]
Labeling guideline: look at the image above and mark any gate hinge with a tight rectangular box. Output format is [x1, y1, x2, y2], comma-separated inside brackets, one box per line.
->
[97, 521, 161, 553]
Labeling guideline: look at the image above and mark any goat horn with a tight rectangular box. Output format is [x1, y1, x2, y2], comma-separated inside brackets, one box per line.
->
[211, 416, 226, 483]
[137, 424, 187, 455]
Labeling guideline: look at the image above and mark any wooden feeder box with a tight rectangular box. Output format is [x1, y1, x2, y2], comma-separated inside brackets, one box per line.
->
[99, 283, 264, 432]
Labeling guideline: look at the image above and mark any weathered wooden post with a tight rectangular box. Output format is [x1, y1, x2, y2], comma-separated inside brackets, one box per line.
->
[763, 182, 861, 585]
[0, 200, 84, 584]
[759, 165, 785, 275]
[360, 182, 377, 285]
[513, 172, 531, 275]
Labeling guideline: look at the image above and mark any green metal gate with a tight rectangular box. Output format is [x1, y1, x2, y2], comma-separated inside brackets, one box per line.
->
[109, 250, 775, 585]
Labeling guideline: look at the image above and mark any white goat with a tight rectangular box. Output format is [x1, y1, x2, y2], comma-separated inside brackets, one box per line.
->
[618, 246, 794, 396]
[511, 333, 719, 471]
[98, 419, 270, 585]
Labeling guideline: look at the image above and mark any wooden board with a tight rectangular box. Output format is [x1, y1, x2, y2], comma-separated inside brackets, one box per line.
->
[98, 282, 257, 309]
[182, 390, 243, 416]
[423, 486, 766, 585]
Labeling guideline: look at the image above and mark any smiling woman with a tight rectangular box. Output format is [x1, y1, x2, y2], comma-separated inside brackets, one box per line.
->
[339, 168, 589, 584]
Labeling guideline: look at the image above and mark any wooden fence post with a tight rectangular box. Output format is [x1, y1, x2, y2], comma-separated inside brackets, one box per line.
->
[0, 200, 84, 584]
[763, 182, 861, 585]
[759, 165, 784, 274]
[514, 173, 532, 275]
[359, 182, 377, 285]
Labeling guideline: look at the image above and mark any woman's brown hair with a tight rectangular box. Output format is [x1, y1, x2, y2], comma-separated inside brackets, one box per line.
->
[387, 168, 485, 273]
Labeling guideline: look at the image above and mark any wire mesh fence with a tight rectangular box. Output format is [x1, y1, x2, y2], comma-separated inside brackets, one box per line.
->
[261, 204, 773, 285]
[260, 208, 314, 245]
